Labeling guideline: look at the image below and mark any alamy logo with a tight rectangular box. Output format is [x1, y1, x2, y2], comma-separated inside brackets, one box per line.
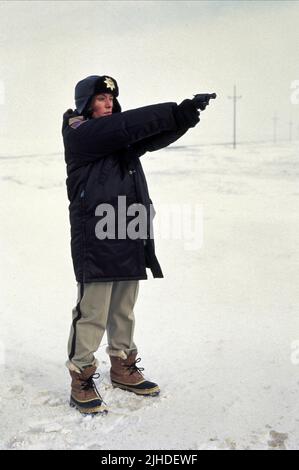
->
[94, 196, 203, 251]
[290, 340, 299, 365]
[290, 80, 299, 104]
[0, 80, 5, 105]
[0, 340, 5, 366]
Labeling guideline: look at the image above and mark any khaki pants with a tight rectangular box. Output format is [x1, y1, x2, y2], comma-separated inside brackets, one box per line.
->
[67, 281, 139, 370]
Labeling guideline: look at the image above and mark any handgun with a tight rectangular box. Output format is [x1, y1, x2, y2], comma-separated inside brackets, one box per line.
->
[192, 93, 217, 111]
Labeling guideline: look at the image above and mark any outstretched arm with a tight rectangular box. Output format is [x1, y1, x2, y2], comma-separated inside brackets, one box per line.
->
[66, 102, 179, 161]
[127, 126, 190, 158]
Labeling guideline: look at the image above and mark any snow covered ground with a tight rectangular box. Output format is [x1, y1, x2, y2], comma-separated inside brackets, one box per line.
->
[0, 140, 299, 450]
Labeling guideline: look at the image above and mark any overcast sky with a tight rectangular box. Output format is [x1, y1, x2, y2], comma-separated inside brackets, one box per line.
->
[0, 0, 299, 155]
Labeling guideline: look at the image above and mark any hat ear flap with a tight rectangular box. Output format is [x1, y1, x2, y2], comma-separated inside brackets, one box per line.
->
[81, 96, 93, 118]
[113, 98, 122, 113]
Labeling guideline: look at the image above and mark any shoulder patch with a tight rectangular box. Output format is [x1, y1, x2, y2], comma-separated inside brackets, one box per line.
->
[69, 116, 87, 129]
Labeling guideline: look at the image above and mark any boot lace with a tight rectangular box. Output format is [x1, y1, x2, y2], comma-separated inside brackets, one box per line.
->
[81, 373, 101, 396]
[125, 357, 145, 376]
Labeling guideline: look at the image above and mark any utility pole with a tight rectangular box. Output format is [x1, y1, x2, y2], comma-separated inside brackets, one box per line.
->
[272, 114, 278, 144]
[289, 120, 293, 141]
[228, 84, 242, 149]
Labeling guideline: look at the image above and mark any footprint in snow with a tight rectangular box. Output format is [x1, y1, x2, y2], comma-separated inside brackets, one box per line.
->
[267, 430, 288, 450]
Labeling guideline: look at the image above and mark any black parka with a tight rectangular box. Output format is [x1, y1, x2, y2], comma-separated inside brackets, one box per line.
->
[62, 102, 188, 282]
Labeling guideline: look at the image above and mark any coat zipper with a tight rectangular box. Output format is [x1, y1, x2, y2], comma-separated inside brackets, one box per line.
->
[128, 167, 147, 269]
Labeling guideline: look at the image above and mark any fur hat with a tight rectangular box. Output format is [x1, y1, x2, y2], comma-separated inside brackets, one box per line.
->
[74, 75, 121, 117]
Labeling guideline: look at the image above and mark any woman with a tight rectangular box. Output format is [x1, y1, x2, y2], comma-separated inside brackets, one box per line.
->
[62, 74, 200, 414]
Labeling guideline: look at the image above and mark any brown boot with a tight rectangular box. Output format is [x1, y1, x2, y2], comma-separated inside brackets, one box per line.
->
[107, 348, 160, 396]
[67, 361, 108, 415]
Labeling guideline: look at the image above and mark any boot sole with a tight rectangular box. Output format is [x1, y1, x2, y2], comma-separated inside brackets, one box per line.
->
[69, 397, 108, 415]
[111, 382, 160, 397]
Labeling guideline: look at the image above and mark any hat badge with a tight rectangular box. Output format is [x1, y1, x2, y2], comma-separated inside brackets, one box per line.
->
[104, 77, 116, 91]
